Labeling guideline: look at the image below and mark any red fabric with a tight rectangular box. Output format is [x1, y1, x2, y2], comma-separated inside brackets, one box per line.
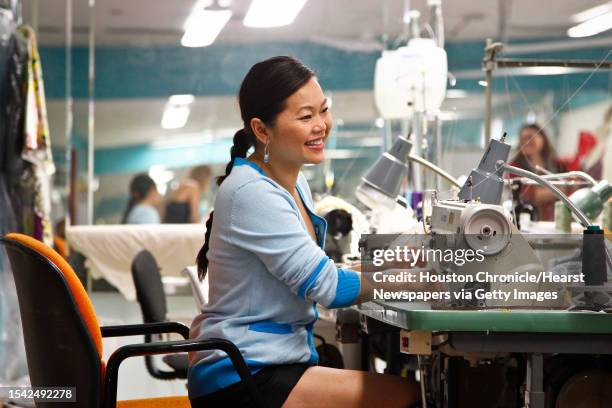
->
[565, 131, 598, 171]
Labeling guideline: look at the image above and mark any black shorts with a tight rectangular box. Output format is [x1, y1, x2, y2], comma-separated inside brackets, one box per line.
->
[189, 363, 311, 408]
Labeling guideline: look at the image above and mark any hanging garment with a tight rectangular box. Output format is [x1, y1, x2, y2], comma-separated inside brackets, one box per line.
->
[1, 24, 27, 231]
[0, 14, 29, 387]
[18, 25, 54, 246]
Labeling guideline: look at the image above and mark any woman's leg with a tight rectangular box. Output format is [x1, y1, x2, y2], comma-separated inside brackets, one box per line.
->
[282, 366, 420, 408]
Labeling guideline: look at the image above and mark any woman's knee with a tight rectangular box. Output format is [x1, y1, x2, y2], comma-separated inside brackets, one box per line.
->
[284, 367, 420, 408]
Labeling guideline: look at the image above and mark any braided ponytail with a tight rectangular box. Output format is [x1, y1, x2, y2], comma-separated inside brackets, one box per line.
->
[196, 56, 315, 281]
[197, 129, 253, 280]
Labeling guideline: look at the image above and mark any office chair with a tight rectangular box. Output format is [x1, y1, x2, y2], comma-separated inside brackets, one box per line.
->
[0, 233, 263, 408]
[131, 250, 190, 380]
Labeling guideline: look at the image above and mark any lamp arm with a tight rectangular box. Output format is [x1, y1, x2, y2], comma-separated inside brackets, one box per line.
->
[535, 168, 598, 186]
[498, 162, 592, 227]
[408, 153, 461, 188]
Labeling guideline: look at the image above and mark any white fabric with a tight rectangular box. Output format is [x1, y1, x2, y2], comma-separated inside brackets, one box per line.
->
[66, 224, 205, 300]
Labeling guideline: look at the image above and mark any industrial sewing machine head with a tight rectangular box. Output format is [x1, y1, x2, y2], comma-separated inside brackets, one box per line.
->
[424, 196, 566, 309]
[420, 135, 567, 309]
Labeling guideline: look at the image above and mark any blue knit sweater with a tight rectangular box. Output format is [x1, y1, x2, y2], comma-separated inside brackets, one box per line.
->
[188, 158, 360, 398]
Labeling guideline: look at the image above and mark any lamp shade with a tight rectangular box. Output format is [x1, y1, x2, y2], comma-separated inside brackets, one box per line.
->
[569, 180, 612, 221]
[356, 136, 412, 210]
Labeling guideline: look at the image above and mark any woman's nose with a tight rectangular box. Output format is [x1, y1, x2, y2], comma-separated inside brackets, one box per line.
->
[313, 119, 326, 133]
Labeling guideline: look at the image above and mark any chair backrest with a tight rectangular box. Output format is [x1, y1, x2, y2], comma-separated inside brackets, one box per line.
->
[0, 233, 103, 408]
[131, 249, 167, 323]
[182, 265, 208, 311]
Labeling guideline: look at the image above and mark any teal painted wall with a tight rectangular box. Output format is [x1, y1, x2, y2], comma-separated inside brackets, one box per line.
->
[40, 39, 612, 99]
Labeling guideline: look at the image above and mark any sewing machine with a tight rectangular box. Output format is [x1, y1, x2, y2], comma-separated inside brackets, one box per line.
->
[426, 198, 566, 309]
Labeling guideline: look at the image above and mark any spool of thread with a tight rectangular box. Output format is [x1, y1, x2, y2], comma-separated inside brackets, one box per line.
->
[604, 199, 612, 231]
[555, 200, 572, 233]
[583, 225, 606, 285]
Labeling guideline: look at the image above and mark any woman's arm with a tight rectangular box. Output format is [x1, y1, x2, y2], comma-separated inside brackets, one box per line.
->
[338, 253, 438, 304]
[338, 262, 443, 305]
[230, 180, 360, 308]
[353, 268, 442, 304]
[189, 187, 201, 223]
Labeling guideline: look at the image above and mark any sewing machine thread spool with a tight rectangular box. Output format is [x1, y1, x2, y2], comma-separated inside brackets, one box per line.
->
[582, 225, 606, 286]
[555, 200, 572, 233]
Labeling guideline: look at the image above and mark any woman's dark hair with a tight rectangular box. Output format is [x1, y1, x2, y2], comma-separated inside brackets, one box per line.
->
[121, 173, 157, 224]
[196, 56, 315, 280]
[510, 123, 563, 173]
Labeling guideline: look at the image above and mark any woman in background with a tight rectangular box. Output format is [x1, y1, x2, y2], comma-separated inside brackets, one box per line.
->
[509, 123, 567, 220]
[164, 165, 211, 223]
[122, 173, 161, 224]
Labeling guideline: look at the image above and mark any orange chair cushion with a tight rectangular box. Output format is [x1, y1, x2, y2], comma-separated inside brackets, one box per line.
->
[5, 233, 103, 358]
[116, 396, 190, 408]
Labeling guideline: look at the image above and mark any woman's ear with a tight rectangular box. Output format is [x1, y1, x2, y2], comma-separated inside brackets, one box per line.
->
[250, 118, 270, 145]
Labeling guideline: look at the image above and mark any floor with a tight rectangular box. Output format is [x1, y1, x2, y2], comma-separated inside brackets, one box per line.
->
[93, 292, 196, 401]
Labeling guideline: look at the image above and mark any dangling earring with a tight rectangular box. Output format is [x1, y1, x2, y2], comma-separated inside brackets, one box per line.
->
[263, 140, 270, 164]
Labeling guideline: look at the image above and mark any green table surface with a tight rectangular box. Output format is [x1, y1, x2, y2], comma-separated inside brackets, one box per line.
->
[358, 301, 612, 334]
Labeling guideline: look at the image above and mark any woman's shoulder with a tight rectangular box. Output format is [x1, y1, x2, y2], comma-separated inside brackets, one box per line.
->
[169, 179, 199, 201]
[127, 204, 160, 224]
[216, 166, 285, 205]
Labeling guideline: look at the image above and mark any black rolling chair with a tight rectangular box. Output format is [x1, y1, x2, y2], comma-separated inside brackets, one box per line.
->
[131, 249, 190, 380]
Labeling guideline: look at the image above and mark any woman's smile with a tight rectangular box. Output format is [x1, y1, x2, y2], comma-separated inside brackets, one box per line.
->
[304, 137, 325, 151]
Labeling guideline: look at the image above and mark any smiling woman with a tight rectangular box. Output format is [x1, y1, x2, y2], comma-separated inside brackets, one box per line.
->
[188, 56, 419, 408]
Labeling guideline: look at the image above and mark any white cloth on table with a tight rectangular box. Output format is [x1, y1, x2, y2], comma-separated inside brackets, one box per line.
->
[66, 224, 205, 300]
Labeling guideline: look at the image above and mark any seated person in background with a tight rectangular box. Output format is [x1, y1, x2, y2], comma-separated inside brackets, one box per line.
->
[122, 174, 162, 224]
[164, 165, 212, 223]
[509, 123, 568, 221]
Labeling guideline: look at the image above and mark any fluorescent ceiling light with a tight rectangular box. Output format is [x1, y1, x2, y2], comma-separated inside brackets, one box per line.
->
[445, 89, 468, 98]
[148, 165, 175, 195]
[169, 94, 195, 105]
[149, 165, 175, 184]
[325, 149, 356, 160]
[161, 106, 191, 129]
[572, 1, 612, 23]
[511, 66, 588, 75]
[568, 11, 612, 37]
[152, 136, 210, 149]
[243, 0, 307, 28]
[352, 136, 385, 147]
[182, 7, 232, 47]
[161, 94, 194, 129]
[438, 110, 459, 121]
[478, 80, 488, 87]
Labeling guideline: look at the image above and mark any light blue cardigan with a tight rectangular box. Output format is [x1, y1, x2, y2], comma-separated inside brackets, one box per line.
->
[188, 158, 360, 398]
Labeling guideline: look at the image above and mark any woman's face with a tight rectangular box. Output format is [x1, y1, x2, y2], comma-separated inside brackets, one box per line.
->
[519, 127, 544, 157]
[147, 185, 162, 205]
[267, 77, 332, 166]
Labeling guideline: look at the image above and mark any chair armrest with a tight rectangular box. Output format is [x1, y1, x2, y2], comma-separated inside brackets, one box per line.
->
[100, 321, 190, 339]
[102, 338, 264, 408]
